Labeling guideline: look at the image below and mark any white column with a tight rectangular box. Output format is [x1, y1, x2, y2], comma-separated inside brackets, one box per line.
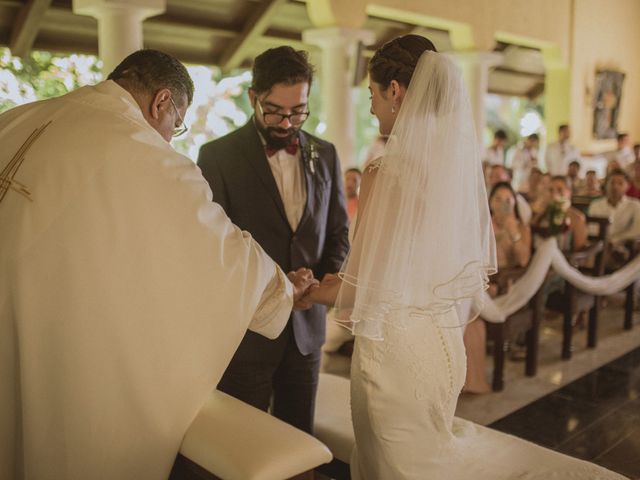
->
[303, 27, 374, 167]
[73, 0, 165, 74]
[453, 51, 503, 147]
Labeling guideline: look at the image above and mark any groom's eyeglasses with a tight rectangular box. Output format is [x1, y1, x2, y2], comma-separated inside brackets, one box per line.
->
[256, 98, 309, 126]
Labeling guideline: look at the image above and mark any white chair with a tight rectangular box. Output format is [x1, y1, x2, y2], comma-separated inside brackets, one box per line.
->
[171, 390, 332, 480]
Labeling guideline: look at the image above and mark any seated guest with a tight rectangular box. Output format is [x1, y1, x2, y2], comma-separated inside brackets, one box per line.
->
[626, 162, 640, 199]
[533, 176, 588, 252]
[607, 158, 622, 177]
[464, 181, 532, 393]
[488, 164, 532, 225]
[589, 169, 640, 266]
[344, 167, 362, 221]
[567, 160, 584, 195]
[490, 181, 533, 269]
[578, 170, 603, 197]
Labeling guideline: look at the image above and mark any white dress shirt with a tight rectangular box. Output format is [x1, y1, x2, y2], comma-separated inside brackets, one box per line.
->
[483, 146, 505, 166]
[545, 141, 580, 176]
[588, 195, 640, 245]
[266, 146, 307, 231]
[615, 147, 635, 170]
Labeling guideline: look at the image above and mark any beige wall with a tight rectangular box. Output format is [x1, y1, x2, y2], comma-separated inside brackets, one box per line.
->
[570, 0, 640, 152]
[369, 0, 640, 151]
[369, 0, 572, 60]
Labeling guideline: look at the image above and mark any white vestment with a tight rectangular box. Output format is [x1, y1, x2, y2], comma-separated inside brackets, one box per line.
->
[0, 81, 293, 480]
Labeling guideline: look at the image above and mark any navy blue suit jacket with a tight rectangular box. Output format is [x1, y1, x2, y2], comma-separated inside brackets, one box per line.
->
[197, 121, 349, 354]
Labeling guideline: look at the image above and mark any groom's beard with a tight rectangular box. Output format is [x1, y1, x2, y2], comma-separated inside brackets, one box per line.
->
[256, 121, 300, 150]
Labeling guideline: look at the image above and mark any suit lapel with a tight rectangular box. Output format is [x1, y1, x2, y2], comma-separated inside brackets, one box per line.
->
[297, 131, 314, 233]
[239, 121, 289, 228]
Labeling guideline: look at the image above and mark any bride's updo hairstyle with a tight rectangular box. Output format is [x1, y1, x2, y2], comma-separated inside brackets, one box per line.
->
[368, 34, 437, 90]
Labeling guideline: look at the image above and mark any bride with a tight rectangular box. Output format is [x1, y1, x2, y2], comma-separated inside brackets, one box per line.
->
[307, 35, 626, 479]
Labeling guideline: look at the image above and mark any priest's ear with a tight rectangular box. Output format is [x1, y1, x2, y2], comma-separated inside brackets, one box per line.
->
[149, 88, 173, 120]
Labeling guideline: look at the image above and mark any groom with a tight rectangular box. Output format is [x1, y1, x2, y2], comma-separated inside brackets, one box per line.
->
[197, 46, 349, 433]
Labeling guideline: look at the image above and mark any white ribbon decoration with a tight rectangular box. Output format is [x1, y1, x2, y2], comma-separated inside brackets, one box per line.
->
[479, 238, 640, 323]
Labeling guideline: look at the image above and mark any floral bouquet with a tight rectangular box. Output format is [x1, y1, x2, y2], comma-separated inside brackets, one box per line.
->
[536, 196, 572, 237]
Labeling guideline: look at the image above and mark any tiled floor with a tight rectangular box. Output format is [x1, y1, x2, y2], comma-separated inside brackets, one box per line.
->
[455, 296, 640, 424]
[490, 347, 640, 479]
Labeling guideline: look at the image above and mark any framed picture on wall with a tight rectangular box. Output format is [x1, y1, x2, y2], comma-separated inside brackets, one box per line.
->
[592, 69, 625, 140]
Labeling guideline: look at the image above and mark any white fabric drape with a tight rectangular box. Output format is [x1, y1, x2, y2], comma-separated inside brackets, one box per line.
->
[479, 237, 640, 323]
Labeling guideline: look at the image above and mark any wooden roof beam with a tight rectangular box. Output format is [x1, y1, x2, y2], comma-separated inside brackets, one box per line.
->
[218, 0, 286, 71]
[9, 0, 52, 57]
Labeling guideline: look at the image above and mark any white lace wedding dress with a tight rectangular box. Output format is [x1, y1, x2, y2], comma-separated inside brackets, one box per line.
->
[346, 160, 626, 480]
[349, 311, 626, 479]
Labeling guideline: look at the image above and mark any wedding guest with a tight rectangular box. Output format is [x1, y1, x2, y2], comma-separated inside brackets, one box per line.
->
[578, 170, 603, 197]
[197, 46, 349, 434]
[607, 158, 622, 177]
[483, 129, 507, 166]
[545, 124, 580, 175]
[509, 133, 539, 191]
[533, 176, 588, 252]
[626, 162, 640, 199]
[567, 160, 584, 195]
[634, 143, 640, 163]
[488, 164, 532, 224]
[490, 182, 532, 269]
[344, 167, 362, 221]
[589, 169, 640, 266]
[519, 167, 542, 200]
[463, 181, 532, 394]
[614, 132, 634, 169]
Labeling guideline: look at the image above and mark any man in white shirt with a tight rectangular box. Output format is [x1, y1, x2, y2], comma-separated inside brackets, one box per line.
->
[483, 129, 508, 165]
[589, 169, 640, 254]
[614, 132, 635, 170]
[545, 124, 580, 175]
[198, 46, 349, 435]
[509, 133, 539, 190]
[0, 50, 317, 480]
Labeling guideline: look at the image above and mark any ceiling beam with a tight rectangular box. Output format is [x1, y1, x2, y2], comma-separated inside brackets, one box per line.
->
[218, 0, 286, 71]
[9, 0, 52, 57]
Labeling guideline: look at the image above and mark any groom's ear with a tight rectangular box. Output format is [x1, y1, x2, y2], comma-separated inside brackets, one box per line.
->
[248, 88, 256, 107]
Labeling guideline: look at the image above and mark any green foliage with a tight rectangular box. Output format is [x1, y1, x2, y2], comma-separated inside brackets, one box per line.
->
[0, 47, 102, 113]
[1, 47, 378, 165]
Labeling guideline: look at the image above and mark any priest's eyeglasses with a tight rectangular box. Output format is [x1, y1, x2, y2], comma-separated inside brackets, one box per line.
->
[170, 97, 189, 137]
[256, 99, 309, 126]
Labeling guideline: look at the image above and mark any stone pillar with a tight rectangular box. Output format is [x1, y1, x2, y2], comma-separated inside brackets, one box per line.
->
[73, 0, 165, 74]
[303, 27, 374, 166]
[454, 51, 503, 147]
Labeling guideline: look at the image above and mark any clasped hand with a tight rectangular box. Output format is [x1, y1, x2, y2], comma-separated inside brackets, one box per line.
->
[287, 268, 342, 310]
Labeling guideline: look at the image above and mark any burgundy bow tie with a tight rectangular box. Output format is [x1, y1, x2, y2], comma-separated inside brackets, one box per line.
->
[265, 138, 299, 157]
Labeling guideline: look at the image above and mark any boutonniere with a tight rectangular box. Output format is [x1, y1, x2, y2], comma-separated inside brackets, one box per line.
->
[304, 138, 320, 175]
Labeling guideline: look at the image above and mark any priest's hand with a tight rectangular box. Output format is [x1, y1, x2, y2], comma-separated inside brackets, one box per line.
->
[288, 268, 319, 310]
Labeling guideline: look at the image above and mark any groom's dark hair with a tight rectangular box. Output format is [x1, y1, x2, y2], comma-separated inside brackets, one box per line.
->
[369, 35, 437, 90]
[251, 46, 315, 94]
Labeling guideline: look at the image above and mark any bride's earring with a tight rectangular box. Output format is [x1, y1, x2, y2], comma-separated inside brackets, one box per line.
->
[391, 105, 396, 114]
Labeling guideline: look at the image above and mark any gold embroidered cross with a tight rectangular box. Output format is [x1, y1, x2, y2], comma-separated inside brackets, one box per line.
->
[0, 121, 52, 204]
